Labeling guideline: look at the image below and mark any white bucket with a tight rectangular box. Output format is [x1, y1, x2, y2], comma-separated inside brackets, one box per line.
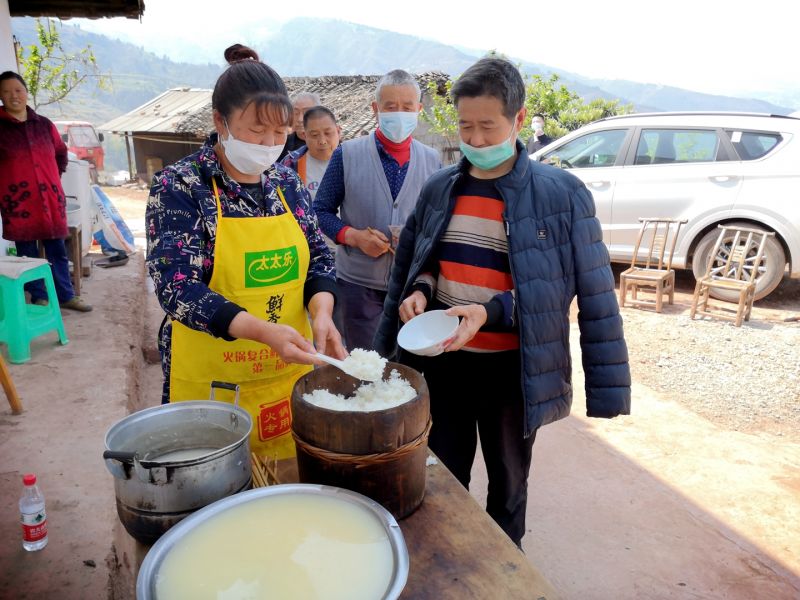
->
[61, 157, 93, 254]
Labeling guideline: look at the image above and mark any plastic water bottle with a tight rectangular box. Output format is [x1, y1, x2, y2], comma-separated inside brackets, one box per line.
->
[19, 473, 48, 551]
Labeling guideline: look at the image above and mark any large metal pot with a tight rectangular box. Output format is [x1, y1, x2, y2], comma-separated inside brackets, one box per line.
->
[103, 383, 252, 545]
[137, 484, 409, 600]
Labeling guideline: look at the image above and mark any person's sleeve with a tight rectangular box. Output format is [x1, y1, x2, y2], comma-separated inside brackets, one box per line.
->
[374, 204, 420, 358]
[570, 182, 631, 418]
[279, 170, 337, 306]
[482, 290, 515, 328]
[312, 146, 349, 242]
[409, 271, 436, 302]
[50, 122, 68, 175]
[408, 236, 442, 302]
[526, 137, 535, 154]
[145, 169, 245, 341]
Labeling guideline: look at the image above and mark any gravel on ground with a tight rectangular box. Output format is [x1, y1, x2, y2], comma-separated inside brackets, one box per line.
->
[621, 303, 800, 441]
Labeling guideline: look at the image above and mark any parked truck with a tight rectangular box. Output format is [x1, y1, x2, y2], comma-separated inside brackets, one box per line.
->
[53, 121, 105, 181]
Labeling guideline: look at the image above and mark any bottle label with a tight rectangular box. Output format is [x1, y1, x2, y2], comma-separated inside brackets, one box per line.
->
[21, 510, 47, 542]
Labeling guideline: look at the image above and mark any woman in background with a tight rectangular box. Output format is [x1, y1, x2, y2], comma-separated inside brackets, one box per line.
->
[0, 71, 92, 312]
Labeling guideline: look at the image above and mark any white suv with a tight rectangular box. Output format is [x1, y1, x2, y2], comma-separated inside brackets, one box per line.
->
[531, 112, 800, 300]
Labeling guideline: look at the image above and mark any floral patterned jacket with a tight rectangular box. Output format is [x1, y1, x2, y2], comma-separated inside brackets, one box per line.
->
[146, 135, 336, 396]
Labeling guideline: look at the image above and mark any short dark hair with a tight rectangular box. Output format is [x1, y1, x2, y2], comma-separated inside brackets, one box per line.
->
[0, 71, 27, 90]
[213, 44, 292, 127]
[532, 113, 545, 121]
[303, 106, 337, 128]
[451, 58, 525, 120]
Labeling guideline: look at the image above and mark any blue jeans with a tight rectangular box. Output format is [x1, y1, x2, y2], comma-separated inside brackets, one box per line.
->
[15, 239, 75, 303]
[336, 278, 386, 352]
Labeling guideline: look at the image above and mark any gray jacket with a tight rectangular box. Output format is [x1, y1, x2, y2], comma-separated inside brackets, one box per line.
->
[336, 133, 440, 291]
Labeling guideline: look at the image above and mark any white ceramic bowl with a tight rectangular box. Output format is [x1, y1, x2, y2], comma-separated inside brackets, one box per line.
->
[397, 310, 459, 356]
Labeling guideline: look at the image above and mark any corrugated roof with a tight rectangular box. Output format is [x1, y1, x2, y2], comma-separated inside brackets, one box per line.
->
[99, 72, 451, 141]
[99, 88, 213, 135]
[9, 0, 144, 19]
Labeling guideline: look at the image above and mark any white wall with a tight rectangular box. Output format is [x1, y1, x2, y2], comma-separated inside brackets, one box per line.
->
[0, 0, 15, 253]
[0, 0, 16, 72]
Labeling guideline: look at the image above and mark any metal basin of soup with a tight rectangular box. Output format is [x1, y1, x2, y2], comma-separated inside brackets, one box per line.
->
[137, 484, 409, 600]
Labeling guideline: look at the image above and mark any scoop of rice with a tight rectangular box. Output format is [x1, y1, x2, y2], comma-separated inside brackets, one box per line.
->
[341, 348, 387, 382]
[303, 370, 416, 412]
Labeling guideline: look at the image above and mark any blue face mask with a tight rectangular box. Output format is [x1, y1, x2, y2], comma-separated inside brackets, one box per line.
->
[459, 120, 518, 171]
[378, 111, 418, 143]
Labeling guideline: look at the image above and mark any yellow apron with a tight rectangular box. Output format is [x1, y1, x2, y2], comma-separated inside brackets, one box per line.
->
[170, 178, 312, 459]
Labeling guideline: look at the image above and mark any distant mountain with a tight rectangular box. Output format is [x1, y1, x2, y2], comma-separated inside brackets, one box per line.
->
[572, 77, 793, 115]
[11, 18, 222, 125]
[257, 18, 795, 115]
[11, 16, 796, 128]
[258, 18, 478, 77]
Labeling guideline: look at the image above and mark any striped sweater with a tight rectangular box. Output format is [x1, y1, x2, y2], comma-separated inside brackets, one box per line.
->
[413, 173, 518, 352]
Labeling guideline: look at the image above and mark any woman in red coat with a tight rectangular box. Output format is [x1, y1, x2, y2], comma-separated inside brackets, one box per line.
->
[0, 71, 91, 311]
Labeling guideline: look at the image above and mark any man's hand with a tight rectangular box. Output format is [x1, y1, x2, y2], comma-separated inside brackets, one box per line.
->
[399, 290, 427, 323]
[344, 228, 390, 258]
[443, 304, 487, 352]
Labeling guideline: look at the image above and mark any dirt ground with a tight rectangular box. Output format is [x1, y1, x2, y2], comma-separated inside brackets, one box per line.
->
[1, 185, 798, 599]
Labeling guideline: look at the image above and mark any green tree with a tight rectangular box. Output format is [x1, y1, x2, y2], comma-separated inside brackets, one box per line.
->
[420, 78, 461, 163]
[16, 18, 108, 111]
[522, 73, 631, 141]
[421, 65, 632, 158]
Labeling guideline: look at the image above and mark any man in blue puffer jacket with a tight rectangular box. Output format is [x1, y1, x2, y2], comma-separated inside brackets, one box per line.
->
[374, 57, 631, 548]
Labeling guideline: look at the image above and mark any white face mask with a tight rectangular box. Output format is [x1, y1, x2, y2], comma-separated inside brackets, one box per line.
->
[220, 121, 283, 175]
[378, 111, 419, 143]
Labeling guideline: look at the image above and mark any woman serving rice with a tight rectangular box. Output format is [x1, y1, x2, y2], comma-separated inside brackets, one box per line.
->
[146, 45, 346, 459]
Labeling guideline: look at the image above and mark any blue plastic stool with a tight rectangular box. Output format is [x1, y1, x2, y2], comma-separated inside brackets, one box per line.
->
[0, 257, 69, 363]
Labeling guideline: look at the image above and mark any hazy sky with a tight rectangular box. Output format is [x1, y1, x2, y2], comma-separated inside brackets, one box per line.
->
[74, 0, 795, 101]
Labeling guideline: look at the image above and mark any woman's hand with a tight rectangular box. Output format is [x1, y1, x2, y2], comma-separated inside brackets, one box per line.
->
[399, 290, 427, 323]
[308, 292, 347, 359]
[443, 304, 487, 352]
[228, 311, 322, 366]
[262, 323, 322, 365]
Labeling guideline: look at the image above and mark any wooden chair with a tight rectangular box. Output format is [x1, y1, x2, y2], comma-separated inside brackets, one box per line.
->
[690, 225, 775, 327]
[0, 355, 22, 414]
[619, 218, 687, 312]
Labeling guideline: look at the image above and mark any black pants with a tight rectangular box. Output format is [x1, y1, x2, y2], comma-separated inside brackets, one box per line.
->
[336, 278, 386, 351]
[404, 350, 536, 546]
[16, 239, 75, 302]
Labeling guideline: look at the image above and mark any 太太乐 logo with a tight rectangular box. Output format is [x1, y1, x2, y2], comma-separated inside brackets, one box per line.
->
[245, 246, 299, 287]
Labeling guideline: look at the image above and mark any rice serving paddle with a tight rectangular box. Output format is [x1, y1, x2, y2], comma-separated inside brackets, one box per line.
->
[315, 352, 384, 383]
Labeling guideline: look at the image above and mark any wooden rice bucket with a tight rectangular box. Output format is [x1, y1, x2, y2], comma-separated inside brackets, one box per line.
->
[291, 362, 430, 519]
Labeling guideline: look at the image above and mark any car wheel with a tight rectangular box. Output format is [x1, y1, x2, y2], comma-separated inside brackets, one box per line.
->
[692, 223, 786, 302]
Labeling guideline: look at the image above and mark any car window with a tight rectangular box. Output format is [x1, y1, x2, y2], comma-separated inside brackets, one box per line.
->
[69, 126, 100, 146]
[541, 129, 627, 169]
[725, 130, 782, 160]
[635, 129, 721, 164]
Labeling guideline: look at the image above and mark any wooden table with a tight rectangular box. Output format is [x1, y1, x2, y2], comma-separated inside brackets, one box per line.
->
[126, 457, 560, 599]
[276, 456, 559, 600]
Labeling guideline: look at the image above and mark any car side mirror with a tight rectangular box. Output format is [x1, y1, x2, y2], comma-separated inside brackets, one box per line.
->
[61, 134, 69, 143]
[98, 132, 104, 143]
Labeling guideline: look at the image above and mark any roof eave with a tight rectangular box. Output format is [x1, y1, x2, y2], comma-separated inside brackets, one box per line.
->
[9, 0, 145, 19]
